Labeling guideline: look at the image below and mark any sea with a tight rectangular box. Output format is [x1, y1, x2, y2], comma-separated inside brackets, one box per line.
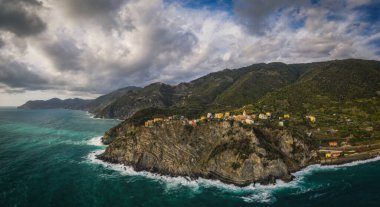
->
[1, 107, 380, 207]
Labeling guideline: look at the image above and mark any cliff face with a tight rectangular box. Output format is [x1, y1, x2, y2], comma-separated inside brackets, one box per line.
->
[99, 121, 318, 186]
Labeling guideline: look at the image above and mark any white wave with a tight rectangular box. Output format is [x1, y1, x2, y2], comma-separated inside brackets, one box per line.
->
[293, 156, 380, 178]
[86, 150, 380, 203]
[241, 191, 276, 204]
[86, 150, 299, 193]
[86, 136, 105, 146]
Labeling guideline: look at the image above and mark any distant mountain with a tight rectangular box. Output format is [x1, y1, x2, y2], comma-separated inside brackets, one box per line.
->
[18, 98, 92, 110]
[19, 59, 380, 122]
[85, 86, 140, 115]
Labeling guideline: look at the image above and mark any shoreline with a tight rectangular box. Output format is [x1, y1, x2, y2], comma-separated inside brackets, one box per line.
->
[93, 134, 380, 188]
[88, 147, 380, 190]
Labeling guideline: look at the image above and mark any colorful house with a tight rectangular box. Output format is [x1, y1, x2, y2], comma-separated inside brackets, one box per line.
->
[266, 112, 272, 117]
[284, 114, 290, 119]
[331, 151, 341, 158]
[207, 113, 213, 119]
[245, 119, 254, 125]
[215, 113, 224, 119]
[325, 153, 332, 158]
[307, 115, 316, 123]
[259, 113, 268, 120]
[224, 112, 231, 117]
[278, 121, 284, 127]
[243, 110, 247, 116]
[144, 120, 154, 127]
[328, 141, 338, 147]
[153, 118, 164, 123]
[200, 116, 207, 121]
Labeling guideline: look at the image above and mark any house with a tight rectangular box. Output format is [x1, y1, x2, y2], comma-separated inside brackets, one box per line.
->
[328, 141, 338, 147]
[331, 151, 341, 158]
[207, 113, 213, 119]
[259, 113, 268, 120]
[245, 119, 254, 125]
[224, 112, 231, 117]
[243, 110, 247, 116]
[284, 114, 290, 119]
[278, 121, 284, 127]
[200, 116, 207, 121]
[144, 120, 154, 127]
[215, 113, 224, 119]
[266, 112, 272, 117]
[153, 118, 164, 123]
[307, 115, 316, 123]
[234, 115, 246, 122]
[325, 153, 332, 158]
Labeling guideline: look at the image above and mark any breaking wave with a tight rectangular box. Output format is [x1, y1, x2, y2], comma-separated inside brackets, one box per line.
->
[85, 149, 380, 204]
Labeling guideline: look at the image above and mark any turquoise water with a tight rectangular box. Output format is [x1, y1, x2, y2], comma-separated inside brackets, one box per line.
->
[1, 108, 380, 207]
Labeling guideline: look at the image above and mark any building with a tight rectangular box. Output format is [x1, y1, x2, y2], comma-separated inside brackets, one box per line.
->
[200, 116, 207, 121]
[245, 119, 254, 125]
[243, 110, 247, 116]
[278, 121, 284, 127]
[234, 115, 246, 122]
[266, 112, 272, 117]
[224, 112, 230, 117]
[329, 141, 338, 147]
[215, 113, 224, 119]
[331, 151, 341, 158]
[153, 118, 164, 123]
[307, 115, 316, 123]
[284, 114, 290, 119]
[325, 153, 332, 158]
[259, 113, 268, 120]
[207, 113, 213, 119]
[144, 120, 154, 127]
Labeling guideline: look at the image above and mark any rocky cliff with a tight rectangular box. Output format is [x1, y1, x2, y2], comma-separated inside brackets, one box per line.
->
[98, 120, 318, 186]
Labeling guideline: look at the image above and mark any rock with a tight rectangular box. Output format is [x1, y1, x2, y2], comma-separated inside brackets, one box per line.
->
[99, 120, 318, 186]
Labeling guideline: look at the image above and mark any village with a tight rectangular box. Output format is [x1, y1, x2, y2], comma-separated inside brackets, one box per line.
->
[142, 108, 380, 164]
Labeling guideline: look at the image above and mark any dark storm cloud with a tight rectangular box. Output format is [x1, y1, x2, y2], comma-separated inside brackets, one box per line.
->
[233, 0, 310, 35]
[44, 39, 84, 72]
[0, 57, 49, 90]
[0, 38, 4, 48]
[61, 0, 132, 30]
[0, 0, 46, 36]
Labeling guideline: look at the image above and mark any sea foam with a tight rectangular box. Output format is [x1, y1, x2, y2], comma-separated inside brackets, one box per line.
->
[85, 148, 380, 204]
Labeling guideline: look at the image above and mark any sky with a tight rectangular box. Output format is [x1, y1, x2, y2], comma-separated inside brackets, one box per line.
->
[0, 0, 379, 106]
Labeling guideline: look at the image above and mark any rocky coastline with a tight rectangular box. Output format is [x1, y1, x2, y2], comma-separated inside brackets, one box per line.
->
[97, 120, 319, 187]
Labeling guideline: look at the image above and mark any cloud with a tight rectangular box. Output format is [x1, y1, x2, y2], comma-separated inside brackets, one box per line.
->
[233, 0, 310, 35]
[0, 0, 46, 36]
[0, 0, 379, 100]
[0, 57, 49, 90]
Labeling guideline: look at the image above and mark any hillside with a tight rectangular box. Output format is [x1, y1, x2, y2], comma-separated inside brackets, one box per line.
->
[99, 59, 380, 186]
[19, 59, 380, 123]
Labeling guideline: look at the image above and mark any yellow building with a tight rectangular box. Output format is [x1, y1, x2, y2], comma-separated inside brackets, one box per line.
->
[278, 121, 284, 127]
[144, 120, 154, 127]
[309, 116, 316, 123]
[266, 112, 272, 117]
[284, 114, 290, 119]
[200, 116, 207, 121]
[243, 110, 247, 116]
[325, 153, 332, 158]
[153, 118, 164, 123]
[224, 112, 230, 117]
[215, 113, 224, 119]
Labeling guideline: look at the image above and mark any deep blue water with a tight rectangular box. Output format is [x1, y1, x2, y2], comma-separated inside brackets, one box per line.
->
[1, 107, 380, 207]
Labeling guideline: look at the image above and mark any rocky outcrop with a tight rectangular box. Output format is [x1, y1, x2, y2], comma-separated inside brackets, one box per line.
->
[98, 120, 318, 186]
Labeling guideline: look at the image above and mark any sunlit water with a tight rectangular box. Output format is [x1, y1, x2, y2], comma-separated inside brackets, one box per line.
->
[1, 107, 379, 207]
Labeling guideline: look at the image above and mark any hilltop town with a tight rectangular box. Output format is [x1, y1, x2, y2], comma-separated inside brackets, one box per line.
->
[141, 106, 380, 166]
